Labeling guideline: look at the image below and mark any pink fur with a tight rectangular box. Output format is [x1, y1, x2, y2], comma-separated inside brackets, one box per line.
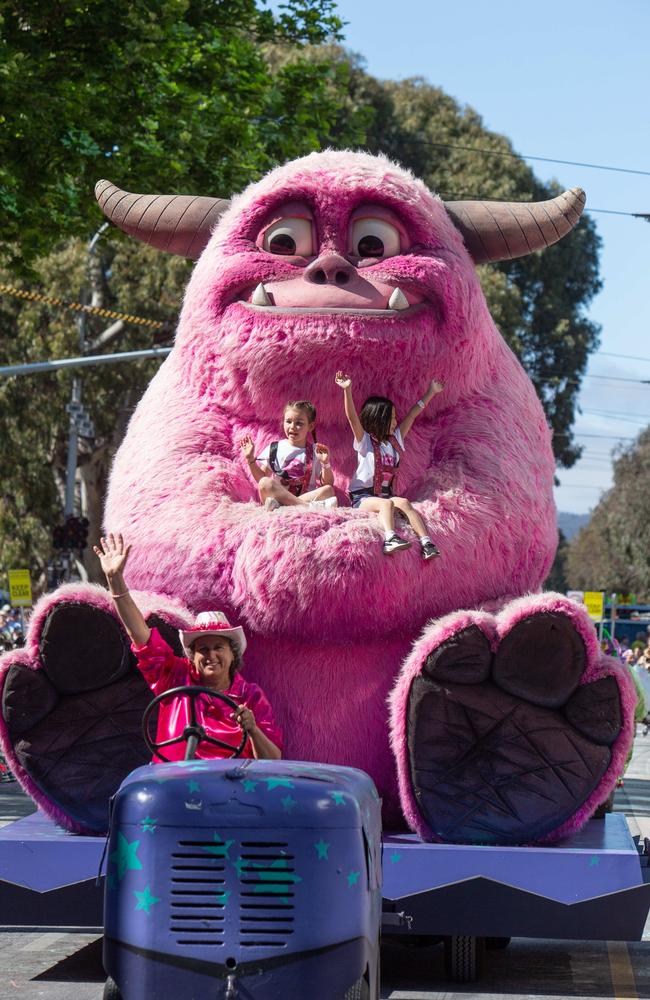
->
[97, 153, 555, 828]
[1, 151, 630, 842]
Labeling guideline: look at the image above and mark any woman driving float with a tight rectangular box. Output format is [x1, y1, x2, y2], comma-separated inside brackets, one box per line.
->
[94, 533, 282, 762]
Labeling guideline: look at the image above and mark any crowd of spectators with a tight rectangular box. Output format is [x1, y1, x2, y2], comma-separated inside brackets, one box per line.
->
[0, 604, 24, 652]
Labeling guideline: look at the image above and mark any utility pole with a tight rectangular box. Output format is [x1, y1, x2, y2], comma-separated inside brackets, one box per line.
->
[63, 224, 107, 517]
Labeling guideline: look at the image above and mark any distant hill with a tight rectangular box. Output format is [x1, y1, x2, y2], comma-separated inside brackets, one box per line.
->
[558, 511, 590, 540]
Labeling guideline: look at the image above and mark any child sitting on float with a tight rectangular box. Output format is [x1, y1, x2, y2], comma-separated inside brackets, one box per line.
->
[336, 371, 443, 558]
[241, 399, 337, 511]
[94, 533, 282, 761]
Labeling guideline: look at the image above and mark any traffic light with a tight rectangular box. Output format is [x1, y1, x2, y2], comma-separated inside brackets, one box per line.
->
[52, 517, 90, 551]
[65, 516, 89, 550]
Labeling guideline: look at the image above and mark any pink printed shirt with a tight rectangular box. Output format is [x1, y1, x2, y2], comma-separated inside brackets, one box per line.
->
[132, 627, 282, 762]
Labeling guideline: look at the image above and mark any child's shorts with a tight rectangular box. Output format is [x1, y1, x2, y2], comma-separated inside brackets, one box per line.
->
[349, 488, 391, 508]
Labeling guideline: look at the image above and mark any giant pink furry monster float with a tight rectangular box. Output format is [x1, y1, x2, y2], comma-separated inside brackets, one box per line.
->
[0, 152, 634, 843]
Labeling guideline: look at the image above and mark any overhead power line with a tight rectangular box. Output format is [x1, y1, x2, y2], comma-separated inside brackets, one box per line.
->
[397, 137, 650, 179]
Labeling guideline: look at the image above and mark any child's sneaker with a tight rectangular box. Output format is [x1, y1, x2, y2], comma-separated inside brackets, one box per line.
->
[264, 497, 281, 512]
[383, 534, 411, 555]
[421, 541, 440, 560]
[309, 497, 338, 509]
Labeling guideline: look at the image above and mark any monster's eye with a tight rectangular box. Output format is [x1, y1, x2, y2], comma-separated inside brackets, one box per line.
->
[262, 218, 313, 256]
[351, 218, 401, 258]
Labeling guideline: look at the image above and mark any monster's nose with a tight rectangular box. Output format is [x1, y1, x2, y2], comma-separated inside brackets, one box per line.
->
[305, 253, 355, 287]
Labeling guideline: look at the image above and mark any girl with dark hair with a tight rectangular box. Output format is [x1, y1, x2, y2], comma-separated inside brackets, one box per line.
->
[336, 371, 443, 557]
[241, 400, 337, 510]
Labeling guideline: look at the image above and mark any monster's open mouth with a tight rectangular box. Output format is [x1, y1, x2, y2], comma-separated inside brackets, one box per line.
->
[239, 281, 429, 317]
[240, 301, 427, 317]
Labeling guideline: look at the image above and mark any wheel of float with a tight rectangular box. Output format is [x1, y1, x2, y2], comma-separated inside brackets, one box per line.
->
[103, 977, 122, 1000]
[444, 935, 485, 982]
[486, 935, 511, 950]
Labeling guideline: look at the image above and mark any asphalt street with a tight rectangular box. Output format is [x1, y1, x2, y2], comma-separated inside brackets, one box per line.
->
[2, 736, 650, 999]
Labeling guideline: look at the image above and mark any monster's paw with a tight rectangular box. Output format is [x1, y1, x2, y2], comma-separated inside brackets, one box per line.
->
[389, 595, 636, 845]
[0, 584, 191, 833]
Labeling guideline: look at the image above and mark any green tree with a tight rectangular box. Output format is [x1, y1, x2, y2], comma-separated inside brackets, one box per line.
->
[567, 429, 650, 597]
[0, 0, 368, 270]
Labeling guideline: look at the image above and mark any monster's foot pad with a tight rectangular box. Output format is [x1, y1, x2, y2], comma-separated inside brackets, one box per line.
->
[2, 603, 180, 832]
[408, 614, 622, 844]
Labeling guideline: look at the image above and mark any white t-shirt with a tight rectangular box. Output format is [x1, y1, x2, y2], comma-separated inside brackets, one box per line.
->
[349, 428, 404, 492]
[258, 439, 321, 490]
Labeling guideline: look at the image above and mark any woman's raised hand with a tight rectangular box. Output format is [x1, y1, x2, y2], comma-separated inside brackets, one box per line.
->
[240, 435, 255, 462]
[93, 533, 131, 581]
[335, 371, 352, 389]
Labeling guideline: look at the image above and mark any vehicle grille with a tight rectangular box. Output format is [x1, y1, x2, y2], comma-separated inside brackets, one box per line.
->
[170, 838, 296, 949]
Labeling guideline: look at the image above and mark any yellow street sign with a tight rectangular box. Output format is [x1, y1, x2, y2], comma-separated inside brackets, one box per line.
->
[8, 568, 32, 607]
[583, 590, 605, 622]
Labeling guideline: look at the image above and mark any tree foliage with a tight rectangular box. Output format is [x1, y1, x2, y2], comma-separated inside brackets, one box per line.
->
[0, 0, 367, 270]
[567, 429, 650, 597]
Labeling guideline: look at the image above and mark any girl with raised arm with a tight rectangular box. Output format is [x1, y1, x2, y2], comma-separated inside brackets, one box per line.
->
[241, 399, 337, 510]
[336, 372, 443, 558]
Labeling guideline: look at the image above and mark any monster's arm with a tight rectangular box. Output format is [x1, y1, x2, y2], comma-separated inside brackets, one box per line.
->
[399, 379, 444, 440]
[335, 372, 364, 442]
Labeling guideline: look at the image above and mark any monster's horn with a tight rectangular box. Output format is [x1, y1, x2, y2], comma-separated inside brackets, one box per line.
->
[95, 180, 230, 260]
[443, 188, 586, 264]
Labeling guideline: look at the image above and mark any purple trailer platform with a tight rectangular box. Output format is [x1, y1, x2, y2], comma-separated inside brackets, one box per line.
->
[1, 811, 649, 941]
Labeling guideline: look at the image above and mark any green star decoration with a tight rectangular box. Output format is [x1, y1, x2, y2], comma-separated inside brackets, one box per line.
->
[187, 780, 201, 793]
[242, 779, 258, 792]
[265, 778, 295, 790]
[281, 795, 297, 812]
[134, 885, 161, 914]
[110, 834, 143, 881]
[252, 859, 302, 902]
[141, 816, 157, 834]
[202, 834, 235, 860]
[347, 871, 360, 887]
[589, 855, 601, 867]
[330, 791, 346, 805]
[389, 852, 401, 864]
[314, 840, 330, 860]
[216, 890, 231, 905]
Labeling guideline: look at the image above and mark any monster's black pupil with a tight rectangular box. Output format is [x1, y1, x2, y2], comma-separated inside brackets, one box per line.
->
[358, 235, 384, 257]
[269, 233, 296, 255]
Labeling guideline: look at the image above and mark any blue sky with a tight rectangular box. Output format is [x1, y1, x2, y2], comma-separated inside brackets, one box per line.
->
[331, 0, 650, 513]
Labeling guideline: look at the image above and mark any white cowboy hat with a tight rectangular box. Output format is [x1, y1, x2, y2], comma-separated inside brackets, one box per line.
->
[179, 611, 247, 659]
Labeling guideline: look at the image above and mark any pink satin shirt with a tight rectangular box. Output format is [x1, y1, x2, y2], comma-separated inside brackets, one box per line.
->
[132, 628, 282, 762]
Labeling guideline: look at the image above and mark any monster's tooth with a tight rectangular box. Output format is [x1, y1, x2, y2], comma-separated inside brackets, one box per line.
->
[251, 283, 272, 306]
[388, 287, 409, 311]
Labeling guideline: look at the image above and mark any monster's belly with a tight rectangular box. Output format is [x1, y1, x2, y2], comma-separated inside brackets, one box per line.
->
[242, 630, 411, 829]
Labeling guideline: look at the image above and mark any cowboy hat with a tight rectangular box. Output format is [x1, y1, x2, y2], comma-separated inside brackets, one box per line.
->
[179, 611, 247, 658]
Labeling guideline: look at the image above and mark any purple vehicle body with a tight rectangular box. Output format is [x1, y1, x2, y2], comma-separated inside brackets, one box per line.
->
[102, 759, 382, 999]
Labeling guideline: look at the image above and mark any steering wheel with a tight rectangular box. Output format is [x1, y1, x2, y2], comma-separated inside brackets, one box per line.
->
[142, 684, 248, 763]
